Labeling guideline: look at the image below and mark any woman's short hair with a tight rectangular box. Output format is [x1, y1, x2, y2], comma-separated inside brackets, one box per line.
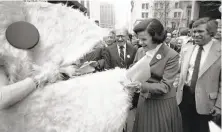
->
[133, 19, 166, 44]
[192, 17, 218, 37]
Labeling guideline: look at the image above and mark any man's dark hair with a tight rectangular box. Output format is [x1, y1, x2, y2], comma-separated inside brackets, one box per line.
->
[189, 20, 195, 29]
[193, 17, 218, 37]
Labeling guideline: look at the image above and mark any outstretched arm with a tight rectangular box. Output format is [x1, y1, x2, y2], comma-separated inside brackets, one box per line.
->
[0, 66, 37, 109]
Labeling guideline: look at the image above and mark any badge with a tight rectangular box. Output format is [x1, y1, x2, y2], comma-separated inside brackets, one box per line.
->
[156, 54, 162, 60]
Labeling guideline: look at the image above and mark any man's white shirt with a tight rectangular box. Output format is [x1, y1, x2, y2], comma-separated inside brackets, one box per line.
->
[186, 40, 213, 85]
[117, 43, 126, 60]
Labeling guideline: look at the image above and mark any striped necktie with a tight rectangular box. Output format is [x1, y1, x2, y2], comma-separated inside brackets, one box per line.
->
[119, 46, 125, 68]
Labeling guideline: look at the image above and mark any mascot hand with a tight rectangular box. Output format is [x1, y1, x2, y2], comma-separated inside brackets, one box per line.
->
[31, 63, 62, 87]
[59, 65, 79, 77]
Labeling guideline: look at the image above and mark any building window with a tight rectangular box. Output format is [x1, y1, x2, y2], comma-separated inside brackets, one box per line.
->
[142, 3, 145, 9]
[155, 3, 158, 8]
[145, 12, 149, 18]
[175, 2, 179, 8]
[160, 3, 163, 9]
[142, 12, 145, 18]
[174, 12, 177, 18]
[146, 3, 149, 9]
[142, 3, 149, 10]
[81, 0, 85, 6]
[187, 9, 191, 17]
[154, 12, 158, 17]
[166, 3, 169, 8]
[172, 22, 176, 29]
[178, 12, 181, 18]
[142, 12, 149, 18]
[166, 12, 169, 17]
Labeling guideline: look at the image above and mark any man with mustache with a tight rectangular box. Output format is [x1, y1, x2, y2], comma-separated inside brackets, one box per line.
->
[176, 17, 221, 132]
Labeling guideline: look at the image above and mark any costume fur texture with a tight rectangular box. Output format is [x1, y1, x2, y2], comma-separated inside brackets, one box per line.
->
[0, 2, 131, 132]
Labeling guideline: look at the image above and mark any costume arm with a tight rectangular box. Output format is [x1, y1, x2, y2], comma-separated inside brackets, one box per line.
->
[0, 66, 37, 109]
[141, 54, 179, 94]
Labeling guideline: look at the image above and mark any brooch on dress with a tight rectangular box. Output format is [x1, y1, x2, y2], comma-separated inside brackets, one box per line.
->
[156, 54, 162, 60]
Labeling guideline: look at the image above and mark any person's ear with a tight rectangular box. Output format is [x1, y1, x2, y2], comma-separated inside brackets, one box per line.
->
[6, 21, 39, 49]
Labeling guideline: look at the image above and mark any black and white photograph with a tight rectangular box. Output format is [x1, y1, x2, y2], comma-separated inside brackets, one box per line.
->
[0, 0, 221, 132]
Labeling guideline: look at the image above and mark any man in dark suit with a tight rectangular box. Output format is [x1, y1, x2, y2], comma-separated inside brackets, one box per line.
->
[104, 28, 137, 69]
[80, 30, 116, 71]
[164, 32, 180, 53]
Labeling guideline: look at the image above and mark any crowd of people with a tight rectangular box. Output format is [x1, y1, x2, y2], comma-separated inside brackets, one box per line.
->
[0, 16, 221, 132]
[84, 17, 221, 132]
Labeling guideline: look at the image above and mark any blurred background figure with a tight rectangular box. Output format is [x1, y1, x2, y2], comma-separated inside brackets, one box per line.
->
[103, 30, 116, 47]
[188, 20, 195, 37]
[172, 30, 178, 38]
[214, 19, 221, 41]
[94, 20, 99, 26]
[175, 38, 182, 53]
[177, 27, 191, 53]
[131, 32, 141, 49]
[164, 32, 180, 53]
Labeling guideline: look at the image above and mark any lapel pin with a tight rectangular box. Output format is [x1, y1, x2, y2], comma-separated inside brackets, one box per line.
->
[127, 55, 130, 58]
[156, 54, 162, 60]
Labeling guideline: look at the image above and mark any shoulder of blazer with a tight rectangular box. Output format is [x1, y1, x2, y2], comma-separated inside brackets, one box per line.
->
[162, 44, 178, 58]
[106, 43, 117, 51]
[126, 43, 137, 52]
[213, 39, 221, 53]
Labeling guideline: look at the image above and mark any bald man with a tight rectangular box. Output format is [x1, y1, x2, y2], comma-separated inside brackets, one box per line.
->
[103, 28, 137, 69]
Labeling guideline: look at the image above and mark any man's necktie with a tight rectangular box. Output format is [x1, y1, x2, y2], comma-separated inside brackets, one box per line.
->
[119, 46, 125, 68]
[190, 46, 203, 94]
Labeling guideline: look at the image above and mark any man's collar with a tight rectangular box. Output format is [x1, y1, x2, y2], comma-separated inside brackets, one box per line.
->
[117, 43, 126, 48]
[197, 39, 213, 52]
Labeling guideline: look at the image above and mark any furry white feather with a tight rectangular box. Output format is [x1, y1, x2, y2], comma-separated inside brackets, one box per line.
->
[0, 1, 131, 132]
[0, 68, 131, 132]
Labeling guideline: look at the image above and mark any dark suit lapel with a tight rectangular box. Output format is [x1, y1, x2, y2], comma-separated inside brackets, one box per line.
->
[125, 44, 132, 65]
[111, 43, 122, 66]
[150, 44, 167, 66]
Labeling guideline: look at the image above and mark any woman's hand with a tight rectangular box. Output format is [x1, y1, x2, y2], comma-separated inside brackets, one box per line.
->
[124, 81, 142, 93]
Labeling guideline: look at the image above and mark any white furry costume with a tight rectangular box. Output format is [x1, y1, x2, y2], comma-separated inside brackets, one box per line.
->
[0, 2, 131, 132]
